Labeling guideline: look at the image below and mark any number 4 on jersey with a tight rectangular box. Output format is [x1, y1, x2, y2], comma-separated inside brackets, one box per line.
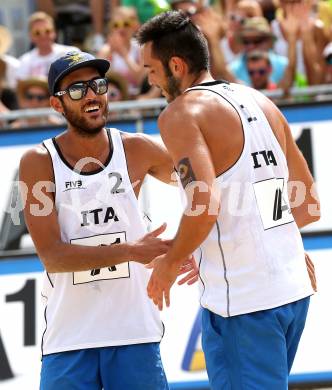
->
[273, 188, 290, 221]
[253, 178, 294, 230]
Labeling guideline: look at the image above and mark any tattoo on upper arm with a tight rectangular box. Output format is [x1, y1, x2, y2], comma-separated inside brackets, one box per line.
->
[177, 157, 196, 188]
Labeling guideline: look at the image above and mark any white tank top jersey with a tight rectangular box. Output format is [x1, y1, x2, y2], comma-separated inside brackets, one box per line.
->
[42, 128, 163, 355]
[185, 81, 314, 317]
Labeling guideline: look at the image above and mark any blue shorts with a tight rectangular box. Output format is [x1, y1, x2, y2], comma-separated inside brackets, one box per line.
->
[40, 342, 169, 390]
[202, 297, 310, 390]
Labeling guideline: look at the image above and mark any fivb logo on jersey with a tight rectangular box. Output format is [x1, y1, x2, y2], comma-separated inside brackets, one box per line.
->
[63, 180, 85, 191]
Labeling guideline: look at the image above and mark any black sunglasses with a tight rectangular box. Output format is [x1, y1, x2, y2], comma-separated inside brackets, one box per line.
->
[242, 36, 268, 46]
[248, 68, 268, 76]
[55, 78, 108, 100]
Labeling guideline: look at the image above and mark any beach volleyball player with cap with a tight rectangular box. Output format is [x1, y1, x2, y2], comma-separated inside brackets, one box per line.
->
[19, 51, 198, 390]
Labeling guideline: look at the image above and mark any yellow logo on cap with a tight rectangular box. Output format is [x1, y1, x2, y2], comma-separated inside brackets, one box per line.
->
[67, 52, 85, 65]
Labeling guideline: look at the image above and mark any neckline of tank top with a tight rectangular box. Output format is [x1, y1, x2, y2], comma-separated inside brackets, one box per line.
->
[51, 128, 114, 176]
[194, 80, 230, 88]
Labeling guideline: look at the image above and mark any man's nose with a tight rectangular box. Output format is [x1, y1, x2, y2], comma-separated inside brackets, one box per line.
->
[85, 85, 97, 98]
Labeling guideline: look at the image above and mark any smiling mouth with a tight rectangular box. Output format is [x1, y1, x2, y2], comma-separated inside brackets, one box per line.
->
[84, 104, 101, 113]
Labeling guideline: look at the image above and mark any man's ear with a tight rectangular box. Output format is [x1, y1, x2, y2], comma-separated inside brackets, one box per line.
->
[50, 96, 64, 115]
[168, 56, 186, 77]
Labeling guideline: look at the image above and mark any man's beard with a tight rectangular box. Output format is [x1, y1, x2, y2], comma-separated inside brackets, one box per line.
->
[165, 67, 182, 102]
[254, 80, 268, 90]
[62, 100, 108, 137]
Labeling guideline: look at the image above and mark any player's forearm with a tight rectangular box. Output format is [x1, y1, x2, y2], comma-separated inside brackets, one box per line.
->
[166, 212, 218, 265]
[292, 185, 321, 228]
[39, 241, 133, 273]
[291, 182, 321, 228]
[165, 166, 220, 263]
[292, 204, 320, 228]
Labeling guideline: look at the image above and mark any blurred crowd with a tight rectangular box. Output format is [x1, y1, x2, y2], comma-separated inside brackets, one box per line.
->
[1, 0, 332, 129]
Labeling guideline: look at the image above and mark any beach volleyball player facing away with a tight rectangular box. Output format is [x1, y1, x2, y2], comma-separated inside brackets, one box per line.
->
[136, 10, 320, 390]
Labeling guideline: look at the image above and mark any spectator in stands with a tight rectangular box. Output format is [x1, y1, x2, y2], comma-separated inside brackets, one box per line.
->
[246, 51, 277, 90]
[106, 70, 129, 102]
[246, 49, 296, 92]
[0, 25, 20, 89]
[35, 0, 107, 53]
[181, 1, 263, 69]
[106, 70, 136, 119]
[11, 77, 62, 128]
[229, 16, 289, 85]
[271, 0, 329, 85]
[18, 12, 78, 81]
[220, 0, 263, 64]
[98, 6, 145, 98]
[246, 50, 279, 90]
[196, 11, 299, 92]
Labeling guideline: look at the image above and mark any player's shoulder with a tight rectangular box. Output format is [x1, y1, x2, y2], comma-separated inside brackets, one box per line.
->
[250, 87, 288, 149]
[250, 87, 285, 124]
[159, 85, 233, 130]
[20, 143, 50, 164]
[119, 130, 169, 176]
[120, 129, 151, 144]
[20, 143, 54, 181]
[158, 93, 199, 127]
[120, 130, 160, 155]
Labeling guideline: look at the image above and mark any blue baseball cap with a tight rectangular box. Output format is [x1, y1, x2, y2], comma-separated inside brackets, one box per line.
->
[48, 51, 110, 95]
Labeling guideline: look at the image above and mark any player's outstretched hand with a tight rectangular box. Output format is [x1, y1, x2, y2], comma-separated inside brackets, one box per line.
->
[146, 254, 199, 285]
[177, 255, 199, 286]
[147, 254, 179, 310]
[131, 223, 170, 264]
